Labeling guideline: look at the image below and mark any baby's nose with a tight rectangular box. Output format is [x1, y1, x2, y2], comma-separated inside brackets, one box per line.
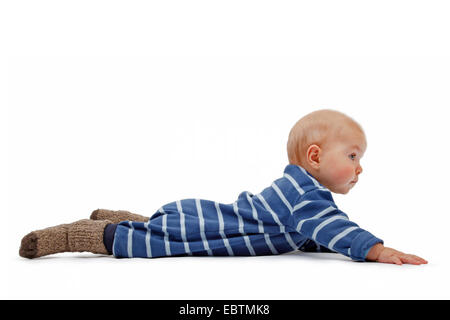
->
[356, 166, 363, 175]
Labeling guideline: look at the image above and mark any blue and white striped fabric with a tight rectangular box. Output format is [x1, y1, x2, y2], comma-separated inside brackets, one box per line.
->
[112, 164, 383, 261]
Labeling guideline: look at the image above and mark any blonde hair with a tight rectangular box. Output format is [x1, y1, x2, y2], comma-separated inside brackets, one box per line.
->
[286, 109, 364, 166]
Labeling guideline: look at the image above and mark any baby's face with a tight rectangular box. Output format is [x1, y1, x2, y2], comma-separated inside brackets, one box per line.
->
[316, 127, 366, 194]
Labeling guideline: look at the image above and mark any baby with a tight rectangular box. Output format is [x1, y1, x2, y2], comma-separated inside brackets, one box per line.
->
[19, 109, 427, 265]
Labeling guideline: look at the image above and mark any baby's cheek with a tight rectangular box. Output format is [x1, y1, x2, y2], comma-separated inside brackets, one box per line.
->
[333, 165, 354, 184]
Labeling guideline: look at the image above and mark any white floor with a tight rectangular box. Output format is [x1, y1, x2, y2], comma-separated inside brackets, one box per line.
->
[3, 0, 450, 302]
[2, 246, 447, 300]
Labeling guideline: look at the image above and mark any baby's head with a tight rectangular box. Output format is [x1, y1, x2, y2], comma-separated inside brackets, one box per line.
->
[287, 109, 366, 194]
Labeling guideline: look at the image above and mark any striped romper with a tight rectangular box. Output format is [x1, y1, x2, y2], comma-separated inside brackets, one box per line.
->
[112, 164, 383, 261]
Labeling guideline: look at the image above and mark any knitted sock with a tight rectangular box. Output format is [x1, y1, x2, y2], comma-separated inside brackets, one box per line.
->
[90, 209, 149, 224]
[19, 219, 112, 259]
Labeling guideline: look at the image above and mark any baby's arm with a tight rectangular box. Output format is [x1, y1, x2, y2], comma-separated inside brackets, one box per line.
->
[290, 189, 427, 265]
[366, 243, 428, 265]
[290, 189, 383, 261]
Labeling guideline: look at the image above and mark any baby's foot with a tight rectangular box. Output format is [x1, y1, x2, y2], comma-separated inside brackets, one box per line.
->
[19, 223, 69, 258]
[90, 209, 149, 224]
[19, 219, 112, 259]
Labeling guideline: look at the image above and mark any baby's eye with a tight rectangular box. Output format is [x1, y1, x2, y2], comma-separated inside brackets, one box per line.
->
[349, 153, 356, 160]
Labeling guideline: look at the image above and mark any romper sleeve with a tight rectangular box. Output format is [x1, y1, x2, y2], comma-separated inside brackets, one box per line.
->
[288, 188, 383, 261]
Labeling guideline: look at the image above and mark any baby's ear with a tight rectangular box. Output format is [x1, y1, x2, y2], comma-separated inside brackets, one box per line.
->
[306, 144, 321, 169]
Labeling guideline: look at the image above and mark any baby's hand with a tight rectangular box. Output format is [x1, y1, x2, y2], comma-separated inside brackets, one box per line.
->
[366, 243, 428, 265]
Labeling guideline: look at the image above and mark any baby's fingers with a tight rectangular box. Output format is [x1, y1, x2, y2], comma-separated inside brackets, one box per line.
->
[410, 254, 428, 264]
[391, 255, 403, 265]
[400, 254, 427, 265]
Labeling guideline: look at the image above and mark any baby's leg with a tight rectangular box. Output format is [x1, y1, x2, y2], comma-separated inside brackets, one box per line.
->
[19, 219, 113, 259]
[111, 220, 303, 258]
[90, 209, 149, 224]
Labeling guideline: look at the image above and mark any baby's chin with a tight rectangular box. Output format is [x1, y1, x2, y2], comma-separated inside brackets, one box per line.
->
[329, 184, 354, 194]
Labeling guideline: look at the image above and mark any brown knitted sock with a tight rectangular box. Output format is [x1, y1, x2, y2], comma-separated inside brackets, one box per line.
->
[90, 209, 149, 224]
[19, 219, 112, 259]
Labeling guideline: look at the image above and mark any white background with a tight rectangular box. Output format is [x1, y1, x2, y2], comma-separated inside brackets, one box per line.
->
[1, 0, 450, 299]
